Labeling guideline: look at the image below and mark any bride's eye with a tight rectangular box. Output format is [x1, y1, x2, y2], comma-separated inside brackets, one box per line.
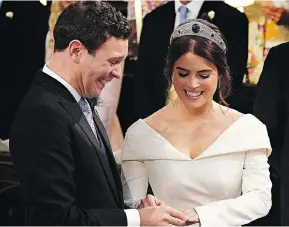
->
[178, 72, 190, 78]
[199, 74, 210, 79]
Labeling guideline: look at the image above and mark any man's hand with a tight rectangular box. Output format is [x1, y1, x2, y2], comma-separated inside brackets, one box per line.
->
[140, 194, 165, 208]
[138, 206, 186, 226]
[182, 209, 200, 225]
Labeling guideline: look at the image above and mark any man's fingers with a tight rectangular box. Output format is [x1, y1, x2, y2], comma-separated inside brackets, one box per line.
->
[167, 216, 186, 226]
[166, 206, 186, 221]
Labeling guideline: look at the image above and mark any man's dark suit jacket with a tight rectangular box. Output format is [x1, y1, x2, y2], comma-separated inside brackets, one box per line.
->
[254, 42, 289, 225]
[9, 71, 128, 226]
[135, 1, 248, 119]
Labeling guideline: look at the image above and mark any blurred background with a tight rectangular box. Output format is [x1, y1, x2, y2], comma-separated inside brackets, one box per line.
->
[1, 0, 289, 145]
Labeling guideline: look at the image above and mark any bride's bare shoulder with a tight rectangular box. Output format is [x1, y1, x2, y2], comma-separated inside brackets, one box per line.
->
[227, 108, 244, 120]
[144, 106, 170, 127]
[217, 103, 245, 122]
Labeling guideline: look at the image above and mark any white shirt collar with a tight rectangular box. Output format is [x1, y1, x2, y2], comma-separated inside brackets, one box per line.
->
[174, 0, 205, 28]
[42, 64, 81, 102]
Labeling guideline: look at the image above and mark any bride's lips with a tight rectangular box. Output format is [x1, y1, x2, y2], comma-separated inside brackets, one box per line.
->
[184, 90, 204, 101]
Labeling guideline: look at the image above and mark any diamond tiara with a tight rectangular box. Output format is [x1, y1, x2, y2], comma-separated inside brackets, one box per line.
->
[170, 20, 227, 52]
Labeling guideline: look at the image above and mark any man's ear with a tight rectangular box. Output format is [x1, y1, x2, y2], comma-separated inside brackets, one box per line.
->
[68, 40, 85, 63]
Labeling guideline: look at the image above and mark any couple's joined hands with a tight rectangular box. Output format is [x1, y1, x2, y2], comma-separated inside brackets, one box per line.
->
[138, 195, 200, 226]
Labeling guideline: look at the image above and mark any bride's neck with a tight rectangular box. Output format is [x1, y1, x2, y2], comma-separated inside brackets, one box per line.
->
[173, 98, 216, 121]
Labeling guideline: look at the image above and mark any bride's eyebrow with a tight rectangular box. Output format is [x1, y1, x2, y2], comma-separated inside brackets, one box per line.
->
[176, 66, 190, 73]
[198, 69, 212, 73]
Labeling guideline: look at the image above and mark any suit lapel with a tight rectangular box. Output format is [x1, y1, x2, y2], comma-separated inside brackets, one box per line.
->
[197, 1, 218, 22]
[92, 111, 112, 152]
[92, 111, 124, 206]
[59, 98, 120, 207]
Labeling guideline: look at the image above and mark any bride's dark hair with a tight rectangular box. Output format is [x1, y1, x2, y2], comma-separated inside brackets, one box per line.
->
[165, 19, 231, 106]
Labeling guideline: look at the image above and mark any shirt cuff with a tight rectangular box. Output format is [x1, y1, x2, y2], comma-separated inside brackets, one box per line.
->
[124, 209, 140, 227]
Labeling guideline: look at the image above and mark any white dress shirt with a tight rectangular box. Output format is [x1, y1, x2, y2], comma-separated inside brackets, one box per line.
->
[174, 0, 204, 28]
[42, 65, 141, 227]
[43, 65, 81, 102]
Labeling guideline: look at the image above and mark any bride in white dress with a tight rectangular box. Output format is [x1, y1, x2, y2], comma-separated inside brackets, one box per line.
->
[121, 19, 272, 226]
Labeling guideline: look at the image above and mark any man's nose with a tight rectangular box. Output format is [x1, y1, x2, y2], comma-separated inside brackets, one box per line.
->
[112, 64, 122, 79]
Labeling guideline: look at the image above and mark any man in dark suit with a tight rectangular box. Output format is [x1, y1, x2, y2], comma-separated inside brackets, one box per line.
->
[9, 1, 186, 226]
[135, 0, 248, 119]
[253, 43, 289, 226]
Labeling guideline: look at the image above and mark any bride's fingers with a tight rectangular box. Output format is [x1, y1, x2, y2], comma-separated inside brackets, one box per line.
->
[156, 199, 165, 206]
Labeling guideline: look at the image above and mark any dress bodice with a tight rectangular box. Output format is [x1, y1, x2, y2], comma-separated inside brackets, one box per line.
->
[121, 114, 272, 226]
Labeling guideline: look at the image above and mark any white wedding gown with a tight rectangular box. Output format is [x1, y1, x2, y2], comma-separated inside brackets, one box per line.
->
[121, 114, 272, 226]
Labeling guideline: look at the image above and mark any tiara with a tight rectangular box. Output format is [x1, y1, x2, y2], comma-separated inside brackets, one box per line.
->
[170, 20, 227, 52]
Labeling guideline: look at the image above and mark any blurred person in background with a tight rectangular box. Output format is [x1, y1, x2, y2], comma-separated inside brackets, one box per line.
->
[0, 1, 50, 139]
[254, 42, 289, 226]
[262, 3, 289, 27]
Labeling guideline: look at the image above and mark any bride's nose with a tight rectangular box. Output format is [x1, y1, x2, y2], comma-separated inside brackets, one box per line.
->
[188, 76, 200, 88]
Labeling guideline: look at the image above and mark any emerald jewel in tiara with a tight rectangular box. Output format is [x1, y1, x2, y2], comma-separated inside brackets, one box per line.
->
[170, 19, 227, 52]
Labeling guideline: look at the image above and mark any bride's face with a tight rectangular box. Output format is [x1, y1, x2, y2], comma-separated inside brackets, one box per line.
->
[172, 52, 218, 110]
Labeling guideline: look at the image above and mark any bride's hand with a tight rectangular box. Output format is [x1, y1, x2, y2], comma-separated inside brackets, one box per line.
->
[139, 194, 165, 208]
[182, 209, 200, 225]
